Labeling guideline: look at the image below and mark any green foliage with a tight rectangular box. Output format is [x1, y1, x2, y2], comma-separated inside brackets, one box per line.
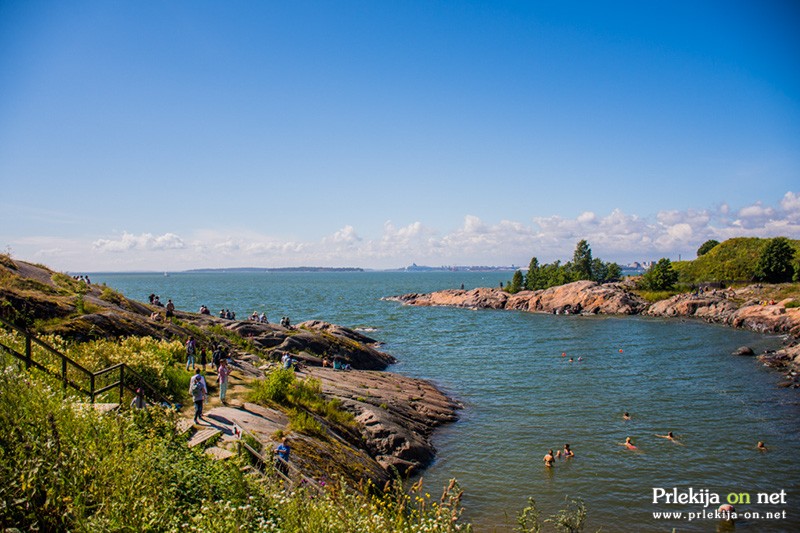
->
[572, 240, 593, 281]
[640, 258, 679, 291]
[546, 498, 587, 533]
[288, 409, 326, 436]
[635, 289, 681, 303]
[0, 252, 17, 269]
[99, 286, 125, 305]
[521, 241, 621, 290]
[524, 257, 541, 290]
[206, 323, 260, 353]
[506, 270, 524, 294]
[674, 237, 800, 284]
[1, 356, 483, 532]
[51, 272, 83, 293]
[514, 496, 587, 533]
[515, 497, 542, 533]
[249, 369, 355, 430]
[785, 300, 800, 309]
[756, 237, 796, 283]
[0, 329, 186, 402]
[696, 239, 720, 257]
[250, 367, 296, 404]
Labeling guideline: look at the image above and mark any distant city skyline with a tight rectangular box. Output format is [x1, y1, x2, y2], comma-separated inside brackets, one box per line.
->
[1, 2, 798, 272]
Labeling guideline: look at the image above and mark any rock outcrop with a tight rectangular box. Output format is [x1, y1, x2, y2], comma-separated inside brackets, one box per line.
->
[299, 366, 459, 475]
[644, 290, 800, 337]
[390, 281, 647, 315]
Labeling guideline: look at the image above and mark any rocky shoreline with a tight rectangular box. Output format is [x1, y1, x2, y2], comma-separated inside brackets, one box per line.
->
[389, 280, 800, 386]
[0, 258, 459, 486]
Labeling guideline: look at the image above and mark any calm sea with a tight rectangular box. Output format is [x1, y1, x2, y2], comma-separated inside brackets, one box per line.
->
[91, 271, 800, 532]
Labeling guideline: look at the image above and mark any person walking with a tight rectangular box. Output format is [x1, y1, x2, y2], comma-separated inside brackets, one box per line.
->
[217, 358, 231, 405]
[190, 369, 207, 424]
[185, 336, 196, 370]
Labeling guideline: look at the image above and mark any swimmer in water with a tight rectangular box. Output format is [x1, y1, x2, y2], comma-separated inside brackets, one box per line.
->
[655, 431, 683, 445]
[543, 449, 555, 467]
[620, 437, 637, 449]
[757, 441, 767, 451]
[623, 412, 631, 420]
[562, 443, 574, 457]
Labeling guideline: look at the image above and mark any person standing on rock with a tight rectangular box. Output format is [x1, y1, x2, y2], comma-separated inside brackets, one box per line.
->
[190, 369, 207, 424]
[217, 358, 231, 405]
[165, 299, 175, 318]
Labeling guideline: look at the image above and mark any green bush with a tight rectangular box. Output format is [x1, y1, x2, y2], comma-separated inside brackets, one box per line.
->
[249, 367, 296, 404]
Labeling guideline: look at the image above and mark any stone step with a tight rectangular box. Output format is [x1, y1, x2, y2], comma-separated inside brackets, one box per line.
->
[187, 428, 221, 448]
[176, 418, 194, 435]
[205, 446, 235, 461]
[91, 403, 120, 413]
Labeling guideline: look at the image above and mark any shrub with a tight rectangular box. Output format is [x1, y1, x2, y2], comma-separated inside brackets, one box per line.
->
[249, 367, 296, 404]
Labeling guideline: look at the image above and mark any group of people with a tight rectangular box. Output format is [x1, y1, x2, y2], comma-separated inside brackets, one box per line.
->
[72, 274, 91, 284]
[322, 355, 352, 371]
[198, 305, 211, 315]
[543, 443, 575, 467]
[188, 340, 233, 424]
[148, 294, 176, 319]
[219, 309, 237, 320]
[543, 411, 768, 471]
[279, 316, 293, 328]
[250, 311, 269, 323]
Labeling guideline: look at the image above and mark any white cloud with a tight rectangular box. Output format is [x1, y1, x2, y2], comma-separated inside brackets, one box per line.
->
[93, 232, 185, 252]
[10, 191, 800, 271]
[781, 191, 800, 217]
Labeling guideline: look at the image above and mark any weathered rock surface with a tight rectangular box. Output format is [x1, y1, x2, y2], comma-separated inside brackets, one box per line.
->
[390, 281, 647, 315]
[644, 289, 800, 337]
[298, 366, 459, 475]
[758, 342, 800, 388]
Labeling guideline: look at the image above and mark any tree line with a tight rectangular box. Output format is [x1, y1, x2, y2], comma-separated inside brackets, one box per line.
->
[505, 236, 799, 295]
[505, 240, 622, 293]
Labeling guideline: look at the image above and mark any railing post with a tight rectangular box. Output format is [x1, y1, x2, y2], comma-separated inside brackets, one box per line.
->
[62, 356, 67, 393]
[90, 373, 95, 403]
[25, 334, 31, 369]
[119, 365, 125, 405]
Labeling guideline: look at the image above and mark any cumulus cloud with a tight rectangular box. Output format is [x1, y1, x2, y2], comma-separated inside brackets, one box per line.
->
[20, 191, 800, 271]
[93, 232, 185, 252]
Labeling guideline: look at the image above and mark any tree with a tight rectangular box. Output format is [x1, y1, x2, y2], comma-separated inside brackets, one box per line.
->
[572, 240, 593, 280]
[591, 260, 622, 283]
[604, 262, 622, 283]
[590, 258, 607, 283]
[756, 237, 796, 283]
[506, 270, 524, 294]
[697, 239, 720, 257]
[524, 257, 541, 291]
[641, 258, 678, 291]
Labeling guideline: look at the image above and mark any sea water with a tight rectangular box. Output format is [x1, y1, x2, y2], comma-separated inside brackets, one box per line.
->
[91, 271, 800, 532]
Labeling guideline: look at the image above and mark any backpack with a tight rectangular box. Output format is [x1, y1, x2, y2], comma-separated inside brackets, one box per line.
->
[191, 377, 203, 396]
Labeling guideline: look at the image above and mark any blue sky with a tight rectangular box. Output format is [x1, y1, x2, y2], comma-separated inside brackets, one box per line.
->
[1, 1, 798, 271]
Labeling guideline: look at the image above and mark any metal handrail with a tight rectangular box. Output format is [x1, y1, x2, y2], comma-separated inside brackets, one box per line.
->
[235, 425, 324, 493]
[0, 315, 170, 407]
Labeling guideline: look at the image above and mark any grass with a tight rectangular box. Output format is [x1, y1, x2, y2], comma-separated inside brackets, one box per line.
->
[633, 289, 682, 303]
[248, 368, 356, 436]
[0, 355, 488, 532]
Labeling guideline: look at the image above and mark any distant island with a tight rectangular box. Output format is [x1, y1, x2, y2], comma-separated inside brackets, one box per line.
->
[186, 266, 364, 273]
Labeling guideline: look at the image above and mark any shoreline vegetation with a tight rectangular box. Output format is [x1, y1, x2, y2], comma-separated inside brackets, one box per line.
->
[1, 243, 798, 530]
